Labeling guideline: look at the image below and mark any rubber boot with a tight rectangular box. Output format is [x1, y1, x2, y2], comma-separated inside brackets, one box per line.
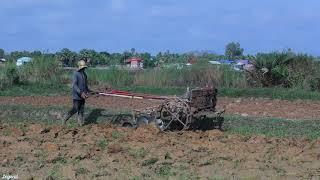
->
[62, 113, 72, 126]
[77, 114, 85, 126]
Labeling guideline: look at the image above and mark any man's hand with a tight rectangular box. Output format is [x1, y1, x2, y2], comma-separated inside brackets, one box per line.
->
[81, 92, 88, 99]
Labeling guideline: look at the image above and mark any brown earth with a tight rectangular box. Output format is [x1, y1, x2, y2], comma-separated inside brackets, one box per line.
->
[1, 123, 320, 179]
[1, 96, 320, 120]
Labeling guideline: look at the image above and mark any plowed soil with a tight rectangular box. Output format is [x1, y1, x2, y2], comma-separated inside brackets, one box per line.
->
[1, 96, 320, 120]
[1, 123, 320, 179]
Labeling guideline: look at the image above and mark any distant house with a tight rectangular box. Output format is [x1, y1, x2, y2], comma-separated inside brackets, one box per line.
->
[126, 57, 143, 69]
[208, 61, 221, 65]
[16, 57, 32, 66]
[186, 56, 197, 66]
[213, 59, 253, 71]
[218, 60, 235, 65]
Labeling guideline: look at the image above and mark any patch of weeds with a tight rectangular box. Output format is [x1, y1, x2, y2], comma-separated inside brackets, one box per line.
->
[131, 176, 141, 180]
[75, 167, 90, 176]
[2, 128, 11, 136]
[94, 170, 111, 178]
[47, 164, 62, 179]
[97, 138, 108, 150]
[273, 166, 286, 176]
[233, 159, 241, 169]
[178, 173, 200, 180]
[155, 164, 176, 177]
[52, 155, 67, 164]
[112, 131, 123, 139]
[71, 158, 81, 165]
[34, 150, 48, 169]
[129, 147, 147, 159]
[177, 165, 188, 171]
[66, 122, 78, 129]
[97, 163, 108, 169]
[16, 123, 28, 134]
[142, 173, 151, 178]
[142, 157, 159, 166]
[34, 150, 48, 158]
[12, 155, 24, 167]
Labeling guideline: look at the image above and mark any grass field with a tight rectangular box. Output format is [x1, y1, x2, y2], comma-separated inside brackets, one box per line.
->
[2, 82, 320, 102]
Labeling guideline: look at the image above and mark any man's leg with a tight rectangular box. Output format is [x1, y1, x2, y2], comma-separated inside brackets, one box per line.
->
[77, 100, 85, 126]
[62, 100, 79, 125]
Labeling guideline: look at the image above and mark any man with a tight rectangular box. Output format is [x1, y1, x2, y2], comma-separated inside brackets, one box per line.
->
[62, 60, 91, 126]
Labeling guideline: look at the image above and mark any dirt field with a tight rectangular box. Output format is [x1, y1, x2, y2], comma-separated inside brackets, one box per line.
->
[1, 96, 320, 120]
[1, 123, 320, 179]
[1, 95, 320, 179]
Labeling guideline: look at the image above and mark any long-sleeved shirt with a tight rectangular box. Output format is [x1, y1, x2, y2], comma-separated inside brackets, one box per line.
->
[72, 69, 90, 100]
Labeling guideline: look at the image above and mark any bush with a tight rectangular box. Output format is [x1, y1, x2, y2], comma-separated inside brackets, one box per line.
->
[87, 64, 248, 88]
[0, 63, 20, 89]
[0, 55, 64, 90]
[249, 51, 318, 89]
[18, 56, 62, 83]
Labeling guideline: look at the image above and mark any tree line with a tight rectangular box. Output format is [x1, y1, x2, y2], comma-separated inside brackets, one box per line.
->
[0, 42, 256, 68]
[0, 42, 318, 68]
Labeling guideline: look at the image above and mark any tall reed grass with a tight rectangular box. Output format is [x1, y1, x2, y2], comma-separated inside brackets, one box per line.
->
[0, 56, 63, 90]
[87, 64, 248, 88]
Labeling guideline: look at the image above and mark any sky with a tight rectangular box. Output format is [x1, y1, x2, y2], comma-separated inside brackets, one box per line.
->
[0, 0, 319, 55]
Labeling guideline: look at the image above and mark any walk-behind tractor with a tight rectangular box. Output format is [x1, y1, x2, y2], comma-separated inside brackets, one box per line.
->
[97, 87, 225, 131]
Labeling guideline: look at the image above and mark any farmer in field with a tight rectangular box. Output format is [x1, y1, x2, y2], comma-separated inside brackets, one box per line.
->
[62, 60, 91, 126]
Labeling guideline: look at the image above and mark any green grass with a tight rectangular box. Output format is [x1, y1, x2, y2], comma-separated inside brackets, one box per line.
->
[0, 83, 69, 96]
[2, 82, 320, 102]
[155, 164, 176, 177]
[142, 158, 159, 166]
[219, 87, 320, 101]
[224, 115, 320, 139]
[128, 147, 147, 159]
[111, 131, 123, 139]
[112, 86, 320, 101]
[120, 86, 186, 96]
[96, 138, 108, 150]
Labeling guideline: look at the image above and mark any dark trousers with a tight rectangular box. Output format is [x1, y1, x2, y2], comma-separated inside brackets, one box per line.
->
[64, 99, 85, 122]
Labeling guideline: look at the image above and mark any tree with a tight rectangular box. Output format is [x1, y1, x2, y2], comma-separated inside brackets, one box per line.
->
[31, 50, 42, 57]
[225, 42, 244, 59]
[79, 49, 98, 65]
[10, 51, 31, 61]
[56, 48, 77, 66]
[130, 48, 136, 56]
[139, 52, 155, 68]
[121, 51, 132, 65]
[98, 51, 111, 65]
[110, 53, 122, 65]
[0, 48, 4, 58]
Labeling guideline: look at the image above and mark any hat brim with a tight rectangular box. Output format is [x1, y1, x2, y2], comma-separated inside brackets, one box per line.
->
[78, 65, 88, 70]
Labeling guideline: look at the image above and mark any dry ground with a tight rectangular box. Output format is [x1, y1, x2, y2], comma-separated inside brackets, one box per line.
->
[1, 123, 320, 179]
[1, 96, 320, 179]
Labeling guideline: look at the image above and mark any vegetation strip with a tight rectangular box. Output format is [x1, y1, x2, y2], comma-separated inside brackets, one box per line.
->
[1, 104, 319, 139]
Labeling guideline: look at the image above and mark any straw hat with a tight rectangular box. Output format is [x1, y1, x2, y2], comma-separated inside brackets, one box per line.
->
[77, 60, 87, 70]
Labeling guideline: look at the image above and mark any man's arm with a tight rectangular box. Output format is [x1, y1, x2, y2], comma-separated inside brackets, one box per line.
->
[85, 74, 92, 93]
[73, 72, 81, 95]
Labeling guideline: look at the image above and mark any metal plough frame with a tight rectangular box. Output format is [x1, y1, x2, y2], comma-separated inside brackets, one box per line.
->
[158, 98, 192, 131]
